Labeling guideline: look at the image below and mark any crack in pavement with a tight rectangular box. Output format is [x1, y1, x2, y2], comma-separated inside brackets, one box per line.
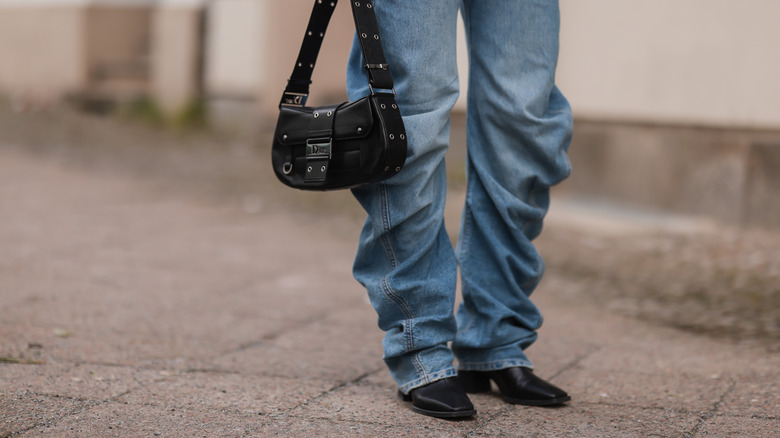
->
[686, 379, 738, 437]
[549, 344, 601, 381]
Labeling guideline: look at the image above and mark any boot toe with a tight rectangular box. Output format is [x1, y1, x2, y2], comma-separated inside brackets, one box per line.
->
[402, 377, 477, 419]
[496, 367, 571, 406]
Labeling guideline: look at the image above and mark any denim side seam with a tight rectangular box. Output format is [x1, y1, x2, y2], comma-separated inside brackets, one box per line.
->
[399, 367, 458, 395]
[457, 359, 534, 372]
[380, 276, 420, 362]
[378, 184, 428, 384]
[378, 184, 398, 270]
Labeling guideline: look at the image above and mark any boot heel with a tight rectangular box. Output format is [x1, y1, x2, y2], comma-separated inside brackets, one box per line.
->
[458, 371, 492, 393]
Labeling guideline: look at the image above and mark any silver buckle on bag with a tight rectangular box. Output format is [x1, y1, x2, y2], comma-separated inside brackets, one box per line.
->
[368, 83, 396, 96]
[306, 137, 332, 159]
[304, 137, 332, 184]
[281, 92, 308, 107]
[365, 63, 390, 71]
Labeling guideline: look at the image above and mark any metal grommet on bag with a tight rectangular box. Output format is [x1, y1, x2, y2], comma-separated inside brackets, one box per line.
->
[313, 112, 319, 118]
[400, 134, 405, 140]
[389, 134, 395, 140]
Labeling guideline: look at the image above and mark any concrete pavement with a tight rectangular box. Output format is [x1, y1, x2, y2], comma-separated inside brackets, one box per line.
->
[1, 146, 778, 437]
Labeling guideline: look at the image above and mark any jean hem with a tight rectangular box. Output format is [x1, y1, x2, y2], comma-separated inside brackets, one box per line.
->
[398, 367, 458, 395]
[456, 359, 534, 372]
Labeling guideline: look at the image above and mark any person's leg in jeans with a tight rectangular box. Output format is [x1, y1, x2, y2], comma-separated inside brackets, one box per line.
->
[346, 0, 462, 396]
[452, 0, 573, 374]
[346, 0, 573, 416]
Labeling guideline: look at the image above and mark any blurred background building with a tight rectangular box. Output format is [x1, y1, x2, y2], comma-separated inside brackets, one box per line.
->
[1, 0, 778, 228]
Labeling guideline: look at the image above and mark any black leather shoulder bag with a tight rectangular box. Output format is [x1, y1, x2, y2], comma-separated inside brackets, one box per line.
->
[272, 0, 407, 191]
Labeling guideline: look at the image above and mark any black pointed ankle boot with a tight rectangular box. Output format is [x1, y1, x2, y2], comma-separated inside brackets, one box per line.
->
[459, 367, 570, 406]
[399, 377, 477, 419]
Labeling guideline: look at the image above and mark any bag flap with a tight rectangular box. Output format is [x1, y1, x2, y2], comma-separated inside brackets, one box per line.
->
[275, 97, 374, 145]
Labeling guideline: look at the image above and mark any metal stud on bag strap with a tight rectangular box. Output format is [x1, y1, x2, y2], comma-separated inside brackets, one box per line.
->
[280, 0, 395, 107]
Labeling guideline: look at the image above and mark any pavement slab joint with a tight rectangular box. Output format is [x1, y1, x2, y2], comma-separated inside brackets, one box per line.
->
[548, 344, 601, 381]
[290, 367, 386, 412]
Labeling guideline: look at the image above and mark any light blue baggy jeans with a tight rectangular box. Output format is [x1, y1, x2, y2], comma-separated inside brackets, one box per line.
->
[347, 0, 573, 395]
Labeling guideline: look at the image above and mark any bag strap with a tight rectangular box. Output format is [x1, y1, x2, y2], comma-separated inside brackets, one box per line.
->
[280, 0, 394, 108]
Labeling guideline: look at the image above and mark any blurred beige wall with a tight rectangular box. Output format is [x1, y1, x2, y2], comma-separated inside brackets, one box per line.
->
[0, 5, 85, 99]
[557, 0, 780, 130]
[1, 0, 778, 131]
[84, 4, 151, 96]
[0, 1, 153, 105]
[204, 0, 264, 100]
[152, 2, 202, 113]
